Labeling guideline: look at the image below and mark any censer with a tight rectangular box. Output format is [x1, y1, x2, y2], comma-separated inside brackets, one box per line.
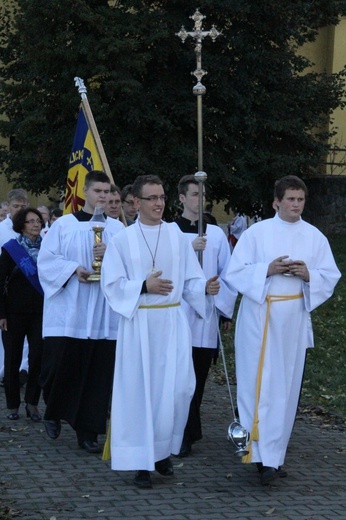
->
[218, 317, 250, 457]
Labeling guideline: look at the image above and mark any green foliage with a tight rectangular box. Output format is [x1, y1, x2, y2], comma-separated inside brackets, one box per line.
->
[0, 0, 346, 215]
[301, 236, 346, 418]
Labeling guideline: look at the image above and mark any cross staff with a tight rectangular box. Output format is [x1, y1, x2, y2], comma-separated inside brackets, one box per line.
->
[176, 9, 220, 265]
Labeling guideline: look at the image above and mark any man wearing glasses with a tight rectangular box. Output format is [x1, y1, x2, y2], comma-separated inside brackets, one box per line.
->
[101, 174, 220, 489]
[120, 184, 139, 221]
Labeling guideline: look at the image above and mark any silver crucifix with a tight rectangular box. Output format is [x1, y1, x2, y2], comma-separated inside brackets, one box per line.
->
[176, 9, 221, 265]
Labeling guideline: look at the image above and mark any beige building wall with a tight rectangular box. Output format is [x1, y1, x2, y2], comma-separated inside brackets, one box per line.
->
[330, 19, 346, 174]
[300, 19, 346, 175]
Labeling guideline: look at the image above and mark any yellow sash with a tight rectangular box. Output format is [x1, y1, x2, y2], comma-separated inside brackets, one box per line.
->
[139, 302, 180, 309]
[242, 292, 303, 463]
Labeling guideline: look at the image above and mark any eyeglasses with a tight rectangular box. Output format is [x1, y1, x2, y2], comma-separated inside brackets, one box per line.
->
[25, 219, 42, 225]
[123, 199, 135, 206]
[138, 195, 168, 202]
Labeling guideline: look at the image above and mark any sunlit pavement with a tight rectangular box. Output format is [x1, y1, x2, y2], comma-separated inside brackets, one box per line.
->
[0, 370, 345, 520]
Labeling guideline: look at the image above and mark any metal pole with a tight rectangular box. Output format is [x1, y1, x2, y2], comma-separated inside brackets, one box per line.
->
[176, 10, 220, 265]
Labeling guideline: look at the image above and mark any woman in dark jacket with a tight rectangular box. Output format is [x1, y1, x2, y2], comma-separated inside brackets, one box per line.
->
[0, 207, 44, 421]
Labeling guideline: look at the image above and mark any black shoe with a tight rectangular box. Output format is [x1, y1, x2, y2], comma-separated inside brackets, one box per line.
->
[259, 466, 279, 486]
[25, 404, 42, 422]
[178, 435, 192, 458]
[79, 440, 102, 454]
[257, 462, 287, 480]
[7, 410, 19, 420]
[276, 466, 288, 478]
[76, 429, 98, 445]
[43, 419, 61, 439]
[155, 457, 174, 476]
[134, 470, 153, 489]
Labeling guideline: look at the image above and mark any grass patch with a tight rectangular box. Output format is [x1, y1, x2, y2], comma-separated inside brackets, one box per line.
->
[301, 235, 346, 419]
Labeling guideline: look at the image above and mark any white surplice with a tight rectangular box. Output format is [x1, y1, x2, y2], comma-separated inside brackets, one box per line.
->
[178, 223, 238, 348]
[101, 220, 209, 470]
[0, 215, 18, 249]
[227, 214, 341, 468]
[38, 214, 124, 340]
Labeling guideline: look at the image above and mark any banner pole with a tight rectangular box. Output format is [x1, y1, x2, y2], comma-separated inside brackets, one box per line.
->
[74, 77, 127, 226]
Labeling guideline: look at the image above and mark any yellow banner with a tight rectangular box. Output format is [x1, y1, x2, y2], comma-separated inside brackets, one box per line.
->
[63, 105, 103, 214]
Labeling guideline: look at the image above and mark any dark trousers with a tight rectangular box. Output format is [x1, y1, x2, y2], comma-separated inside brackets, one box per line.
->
[40, 336, 116, 437]
[184, 347, 215, 442]
[2, 313, 43, 409]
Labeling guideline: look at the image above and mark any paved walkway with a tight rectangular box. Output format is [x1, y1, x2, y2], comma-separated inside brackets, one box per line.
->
[0, 368, 345, 520]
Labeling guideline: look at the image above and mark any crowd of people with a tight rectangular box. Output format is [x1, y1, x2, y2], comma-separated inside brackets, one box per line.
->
[0, 172, 341, 488]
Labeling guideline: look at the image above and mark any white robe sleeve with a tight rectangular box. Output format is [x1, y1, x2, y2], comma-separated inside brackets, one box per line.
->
[37, 218, 79, 299]
[101, 236, 143, 320]
[212, 227, 238, 318]
[302, 234, 341, 312]
[181, 234, 208, 320]
[227, 229, 270, 304]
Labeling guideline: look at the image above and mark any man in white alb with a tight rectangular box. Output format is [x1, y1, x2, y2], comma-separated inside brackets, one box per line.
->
[227, 175, 341, 485]
[175, 175, 238, 457]
[101, 174, 220, 489]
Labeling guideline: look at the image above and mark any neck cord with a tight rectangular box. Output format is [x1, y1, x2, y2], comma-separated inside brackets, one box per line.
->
[138, 220, 162, 271]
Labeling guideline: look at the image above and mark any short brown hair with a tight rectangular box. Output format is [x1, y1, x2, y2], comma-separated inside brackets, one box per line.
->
[274, 176, 308, 201]
[84, 170, 110, 189]
[178, 175, 198, 196]
[132, 175, 163, 198]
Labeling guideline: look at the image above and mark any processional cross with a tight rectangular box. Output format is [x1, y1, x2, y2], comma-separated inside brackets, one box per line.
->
[176, 9, 220, 265]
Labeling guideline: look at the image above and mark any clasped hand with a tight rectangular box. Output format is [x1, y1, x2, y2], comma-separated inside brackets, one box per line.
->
[267, 256, 309, 282]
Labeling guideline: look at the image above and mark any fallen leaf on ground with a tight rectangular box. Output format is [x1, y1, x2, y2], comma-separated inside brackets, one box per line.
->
[264, 507, 276, 515]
